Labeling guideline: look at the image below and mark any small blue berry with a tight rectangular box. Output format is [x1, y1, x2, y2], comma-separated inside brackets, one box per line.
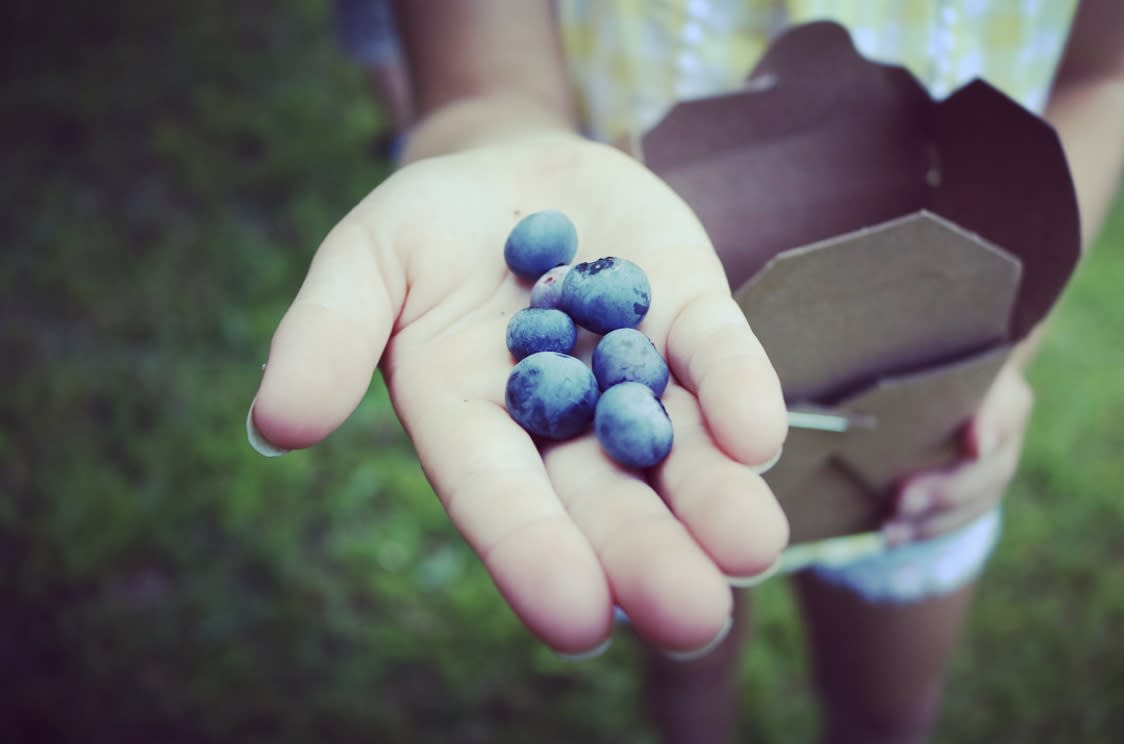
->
[530, 265, 572, 309]
[560, 256, 651, 334]
[592, 329, 670, 395]
[504, 210, 579, 281]
[506, 308, 577, 360]
[506, 352, 600, 440]
[594, 382, 674, 468]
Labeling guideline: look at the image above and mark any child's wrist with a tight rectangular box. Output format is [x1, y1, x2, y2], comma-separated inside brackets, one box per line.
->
[401, 93, 580, 164]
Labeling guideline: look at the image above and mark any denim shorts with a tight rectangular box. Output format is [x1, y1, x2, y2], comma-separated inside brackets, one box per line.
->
[795, 509, 1001, 603]
[608, 510, 1000, 626]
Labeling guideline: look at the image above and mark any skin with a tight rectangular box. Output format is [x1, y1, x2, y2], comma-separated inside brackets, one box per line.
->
[252, 2, 788, 658]
[250, 0, 1124, 740]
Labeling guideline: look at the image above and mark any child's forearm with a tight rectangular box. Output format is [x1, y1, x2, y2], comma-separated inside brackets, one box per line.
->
[1013, 0, 1124, 368]
[1043, 0, 1124, 251]
[392, 0, 577, 161]
[1011, 63, 1121, 370]
[1044, 80, 1124, 250]
[401, 94, 580, 163]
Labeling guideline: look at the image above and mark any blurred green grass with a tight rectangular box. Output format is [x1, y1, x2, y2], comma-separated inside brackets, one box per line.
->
[2, 1, 1121, 742]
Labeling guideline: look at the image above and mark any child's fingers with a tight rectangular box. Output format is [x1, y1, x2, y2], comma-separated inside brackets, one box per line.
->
[542, 434, 734, 655]
[888, 362, 1033, 541]
[889, 490, 1004, 544]
[664, 293, 788, 467]
[390, 361, 614, 656]
[918, 436, 1020, 510]
[653, 386, 789, 579]
[966, 363, 1034, 459]
[889, 434, 1022, 543]
[251, 218, 402, 450]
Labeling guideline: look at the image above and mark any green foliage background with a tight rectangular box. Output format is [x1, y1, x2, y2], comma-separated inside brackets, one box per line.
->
[3, 1, 1122, 741]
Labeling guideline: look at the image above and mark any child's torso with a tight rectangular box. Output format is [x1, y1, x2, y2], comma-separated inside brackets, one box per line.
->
[558, 0, 1079, 142]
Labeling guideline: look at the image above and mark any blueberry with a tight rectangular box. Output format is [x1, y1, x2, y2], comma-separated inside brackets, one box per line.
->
[594, 382, 673, 468]
[506, 352, 600, 440]
[560, 256, 651, 334]
[529, 265, 572, 309]
[504, 210, 579, 281]
[506, 307, 578, 360]
[592, 328, 670, 396]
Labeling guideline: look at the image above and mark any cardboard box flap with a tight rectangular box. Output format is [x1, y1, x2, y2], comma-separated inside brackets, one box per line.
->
[930, 81, 1081, 339]
[764, 345, 1011, 542]
[775, 466, 876, 544]
[832, 345, 1011, 488]
[734, 211, 1020, 402]
[638, 21, 1083, 543]
[641, 21, 931, 292]
[640, 21, 1081, 342]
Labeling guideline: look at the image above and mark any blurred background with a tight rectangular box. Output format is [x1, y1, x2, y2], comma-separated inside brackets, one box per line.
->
[2, 1, 1122, 742]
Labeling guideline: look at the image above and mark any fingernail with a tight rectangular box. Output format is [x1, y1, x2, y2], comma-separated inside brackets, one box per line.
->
[882, 522, 914, 547]
[750, 447, 783, 475]
[725, 555, 782, 588]
[899, 485, 930, 516]
[246, 398, 289, 457]
[557, 636, 613, 662]
[662, 615, 733, 662]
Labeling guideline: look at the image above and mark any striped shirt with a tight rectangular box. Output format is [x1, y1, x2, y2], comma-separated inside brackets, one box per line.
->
[558, 0, 1079, 143]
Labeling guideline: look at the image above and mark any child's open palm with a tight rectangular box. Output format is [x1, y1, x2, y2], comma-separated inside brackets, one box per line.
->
[248, 134, 789, 656]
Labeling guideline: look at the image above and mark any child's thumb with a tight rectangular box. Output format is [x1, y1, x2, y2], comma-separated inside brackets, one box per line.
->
[248, 217, 402, 454]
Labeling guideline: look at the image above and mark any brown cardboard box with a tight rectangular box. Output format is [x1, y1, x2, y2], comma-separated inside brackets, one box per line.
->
[641, 22, 1081, 545]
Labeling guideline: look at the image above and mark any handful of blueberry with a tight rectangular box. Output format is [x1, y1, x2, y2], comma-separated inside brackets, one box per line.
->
[502, 210, 674, 469]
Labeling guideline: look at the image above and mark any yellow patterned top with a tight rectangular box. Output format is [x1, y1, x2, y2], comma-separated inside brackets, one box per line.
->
[558, 0, 1079, 143]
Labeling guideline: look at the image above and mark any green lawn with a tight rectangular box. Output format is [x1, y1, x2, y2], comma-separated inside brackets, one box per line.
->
[3, 2, 1122, 742]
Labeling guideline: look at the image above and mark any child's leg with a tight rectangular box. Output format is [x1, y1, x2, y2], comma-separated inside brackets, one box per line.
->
[791, 571, 977, 744]
[643, 590, 749, 744]
[791, 507, 1001, 742]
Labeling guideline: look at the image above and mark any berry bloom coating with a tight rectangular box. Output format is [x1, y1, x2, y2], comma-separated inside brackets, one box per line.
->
[506, 307, 578, 360]
[594, 382, 674, 468]
[503, 210, 579, 281]
[592, 328, 670, 395]
[529, 265, 572, 309]
[506, 352, 600, 440]
[560, 256, 651, 334]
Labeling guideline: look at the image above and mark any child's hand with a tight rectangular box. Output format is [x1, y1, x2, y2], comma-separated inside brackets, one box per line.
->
[886, 361, 1034, 544]
[248, 134, 789, 657]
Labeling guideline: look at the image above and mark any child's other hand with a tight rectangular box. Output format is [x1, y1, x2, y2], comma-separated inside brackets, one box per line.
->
[886, 361, 1034, 545]
[247, 134, 789, 657]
